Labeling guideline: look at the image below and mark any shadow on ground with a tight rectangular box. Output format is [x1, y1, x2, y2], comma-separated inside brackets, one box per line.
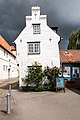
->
[68, 87, 80, 95]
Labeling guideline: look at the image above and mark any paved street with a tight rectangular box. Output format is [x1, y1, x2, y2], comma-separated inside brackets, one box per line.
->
[0, 77, 19, 101]
[0, 87, 80, 120]
[0, 77, 19, 88]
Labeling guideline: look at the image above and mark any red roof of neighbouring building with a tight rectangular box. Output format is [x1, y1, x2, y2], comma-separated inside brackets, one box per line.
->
[0, 35, 16, 57]
[60, 50, 80, 63]
[10, 46, 16, 51]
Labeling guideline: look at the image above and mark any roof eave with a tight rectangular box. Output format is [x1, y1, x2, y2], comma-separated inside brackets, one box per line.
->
[0, 45, 16, 58]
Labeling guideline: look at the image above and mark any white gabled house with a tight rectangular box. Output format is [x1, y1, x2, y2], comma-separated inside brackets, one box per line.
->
[14, 6, 60, 88]
[0, 35, 18, 80]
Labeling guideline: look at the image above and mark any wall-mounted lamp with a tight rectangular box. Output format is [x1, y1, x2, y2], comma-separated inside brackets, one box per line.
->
[20, 39, 22, 43]
[49, 38, 52, 42]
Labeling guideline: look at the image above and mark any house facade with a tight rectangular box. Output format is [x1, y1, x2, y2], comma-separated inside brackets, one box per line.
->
[14, 6, 60, 88]
[60, 50, 80, 80]
[0, 36, 18, 80]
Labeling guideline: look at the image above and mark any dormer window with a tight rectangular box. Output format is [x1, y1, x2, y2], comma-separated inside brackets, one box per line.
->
[33, 24, 40, 34]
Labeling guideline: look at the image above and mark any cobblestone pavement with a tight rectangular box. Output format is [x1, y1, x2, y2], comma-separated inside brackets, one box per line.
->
[0, 88, 80, 120]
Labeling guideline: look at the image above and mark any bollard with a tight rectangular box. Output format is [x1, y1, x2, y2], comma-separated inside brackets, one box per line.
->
[8, 85, 11, 95]
[7, 93, 11, 114]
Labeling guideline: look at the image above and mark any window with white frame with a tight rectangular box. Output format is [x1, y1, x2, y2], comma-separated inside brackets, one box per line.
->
[3, 65, 5, 71]
[28, 42, 40, 54]
[4, 50, 5, 56]
[72, 67, 80, 78]
[33, 24, 40, 34]
[6, 66, 8, 71]
[4, 50, 8, 57]
[6, 52, 8, 57]
[63, 67, 70, 77]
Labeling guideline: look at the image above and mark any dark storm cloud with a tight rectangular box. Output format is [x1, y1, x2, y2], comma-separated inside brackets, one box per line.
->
[0, 0, 80, 49]
[31, 0, 80, 49]
[0, 0, 32, 44]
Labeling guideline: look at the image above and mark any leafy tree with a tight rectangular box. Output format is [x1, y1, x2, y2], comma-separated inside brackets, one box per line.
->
[67, 29, 80, 49]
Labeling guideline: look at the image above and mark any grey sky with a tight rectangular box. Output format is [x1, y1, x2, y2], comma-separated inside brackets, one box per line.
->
[0, 0, 80, 49]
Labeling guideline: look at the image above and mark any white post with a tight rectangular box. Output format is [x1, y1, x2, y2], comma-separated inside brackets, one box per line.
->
[7, 93, 11, 114]
[8, 85, 11, 95]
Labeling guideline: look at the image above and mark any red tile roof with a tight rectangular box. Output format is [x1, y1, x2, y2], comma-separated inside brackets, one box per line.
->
[0, 35, 16, 57]
[60, 50, 80, 63]
[10, 46, 16, 51]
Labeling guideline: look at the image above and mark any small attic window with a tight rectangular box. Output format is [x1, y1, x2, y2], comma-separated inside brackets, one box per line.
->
[33, 24, 40, 34]
[65, 52, 69, 54]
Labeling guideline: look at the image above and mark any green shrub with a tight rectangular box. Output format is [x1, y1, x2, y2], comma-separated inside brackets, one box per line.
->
[35, 83, 53, 92]
[23, 63, 66, 92]
[35, 85, 44, 92]
[23, 62, 44, 87]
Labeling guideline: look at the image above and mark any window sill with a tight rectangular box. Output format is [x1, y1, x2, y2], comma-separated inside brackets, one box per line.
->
[28, 53, 40, 55]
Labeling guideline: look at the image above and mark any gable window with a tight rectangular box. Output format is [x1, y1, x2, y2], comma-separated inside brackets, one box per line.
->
[28, 42, 40, 54]
[33, 24, 40, 34]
